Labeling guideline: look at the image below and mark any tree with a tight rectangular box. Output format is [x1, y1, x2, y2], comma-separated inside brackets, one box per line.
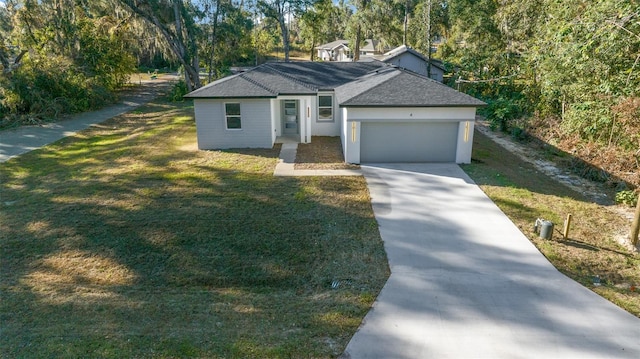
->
[203, 0, 223, 82]
[252, 16, 281, 64]
[0, 1, 15, 72]
[201, 1, 254, 81]
[406, 0, 448, 57]
[120, 0, 203, 90]
[531, 1, 640, 141]
[298, 5, 324, 60]
[298, 0, 350, 60]
[1, 0, 138, 123]
[257, 0, 316, 61]
[347, 0, 399, 61]
[392, 0, 419, 46]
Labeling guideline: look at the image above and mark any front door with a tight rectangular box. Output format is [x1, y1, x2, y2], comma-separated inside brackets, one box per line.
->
[282, 100, 298, 135]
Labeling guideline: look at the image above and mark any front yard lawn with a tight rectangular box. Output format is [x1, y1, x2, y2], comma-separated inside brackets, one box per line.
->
[0, 100, 389, 357]
[463, 131, 640, 317]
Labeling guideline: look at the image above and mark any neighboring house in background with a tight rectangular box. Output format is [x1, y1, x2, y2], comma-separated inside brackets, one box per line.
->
[378, 45, 446, 82]
[315, 40, 351, 62]
[358, 39, 387, 57]
[185, 61, 484, 164]
[315, 39, 389, 62]
[315, 42, 446, 83]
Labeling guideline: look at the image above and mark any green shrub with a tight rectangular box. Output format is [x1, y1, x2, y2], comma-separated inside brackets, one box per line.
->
[0, 54, 116, 128]
[167, 80, 188, 102]
[483, 97, 524, 132]
[562, 101, 613, 142]
[615, 190, 638, 207]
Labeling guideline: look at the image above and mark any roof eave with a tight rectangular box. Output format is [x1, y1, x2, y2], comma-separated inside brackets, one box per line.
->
[184, 95, 277, 99]
[276, 92, 318, 96]
[339, 103, 486, 108]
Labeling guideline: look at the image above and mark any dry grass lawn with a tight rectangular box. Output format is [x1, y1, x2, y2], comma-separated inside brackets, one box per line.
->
[0, 100, 389, 357]
[463, 131, 640, 317]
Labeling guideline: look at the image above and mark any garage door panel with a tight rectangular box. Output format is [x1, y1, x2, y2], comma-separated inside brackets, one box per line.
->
[361, 122, 458, 163]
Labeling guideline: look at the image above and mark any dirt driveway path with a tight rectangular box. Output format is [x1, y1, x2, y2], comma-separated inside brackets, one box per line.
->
[0, 79, 175, 163]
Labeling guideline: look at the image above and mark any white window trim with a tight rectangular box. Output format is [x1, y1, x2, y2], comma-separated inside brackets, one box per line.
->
[224, 102, 242, 130]
[317, 94, 334, 122]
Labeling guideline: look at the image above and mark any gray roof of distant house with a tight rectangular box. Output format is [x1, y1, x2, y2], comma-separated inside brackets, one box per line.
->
[379, 45, 446, 71]
[185, 61, 485, 108]
[315, 39, 349, 50]
[314, 39, 384, 52]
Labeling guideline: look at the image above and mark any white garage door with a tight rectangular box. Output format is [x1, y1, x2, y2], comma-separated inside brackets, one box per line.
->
[361, 122, 459, 163]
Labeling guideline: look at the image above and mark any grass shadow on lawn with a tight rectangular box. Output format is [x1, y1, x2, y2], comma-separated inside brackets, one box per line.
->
[463, 130, 640, 317]
[0, 100, 389, 357]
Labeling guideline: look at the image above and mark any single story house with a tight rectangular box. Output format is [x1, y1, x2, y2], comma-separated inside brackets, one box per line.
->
[377, 45, 446, 82]
[184, 61, 485, 164]
[315, 39, 388, 62]
[358, 39, 387, 57]
[315, 40, 351, 62]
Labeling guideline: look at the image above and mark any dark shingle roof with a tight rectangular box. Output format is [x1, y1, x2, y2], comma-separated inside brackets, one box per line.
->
[262, 62, 385, 90]
[335, 67, 400, 105]
[338, 68, 486, 107]
[184, 65, 315, 98]
[184, 71, 276, 98]
[185, 61, 485, 108]
[185, 61, 385, 98]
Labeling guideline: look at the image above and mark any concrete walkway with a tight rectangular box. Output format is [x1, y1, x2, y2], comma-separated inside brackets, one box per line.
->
[273, 142, 362, 176]
[343, 163, 640, 358]
[0, 80, 174, 163]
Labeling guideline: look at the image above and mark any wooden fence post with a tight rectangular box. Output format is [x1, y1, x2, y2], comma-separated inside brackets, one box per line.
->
[631, 195, 640, 247]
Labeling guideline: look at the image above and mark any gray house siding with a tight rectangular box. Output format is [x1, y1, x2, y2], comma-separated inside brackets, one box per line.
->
[310, 93, 341, 136]
[194, 99, 273, 149]
[386, 53, 444, 82]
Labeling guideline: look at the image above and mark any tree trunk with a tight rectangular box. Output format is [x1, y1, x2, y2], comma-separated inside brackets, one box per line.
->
[354, 24, 361, 61]
[425, 0, 432, 79]
[310, 36, 316, 61]
[208, 0, 222, 82]
[631, 195, 640, 247]
[403, 0, 409, 46]
[173, 2, 184, 58]
[278, 12, 289, 61]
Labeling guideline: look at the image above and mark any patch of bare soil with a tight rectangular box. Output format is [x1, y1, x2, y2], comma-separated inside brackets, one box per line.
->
[295, 136, 360, 170]
[475, 121, 637, 249]
[476, 121, 614, 205]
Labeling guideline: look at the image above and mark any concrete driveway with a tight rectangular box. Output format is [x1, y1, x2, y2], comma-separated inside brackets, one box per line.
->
[343, 164, 640, 358]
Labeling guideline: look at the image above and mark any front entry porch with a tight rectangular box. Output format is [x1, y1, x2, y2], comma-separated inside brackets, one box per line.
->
[271, 96, 315, 146]
[275, 136, 299, 144]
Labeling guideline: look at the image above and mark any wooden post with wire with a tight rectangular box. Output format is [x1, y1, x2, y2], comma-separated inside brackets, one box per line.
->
[563, 214, 572, 240]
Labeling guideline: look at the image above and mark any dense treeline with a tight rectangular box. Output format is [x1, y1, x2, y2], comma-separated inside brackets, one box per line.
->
[1, 0, 638, 187]
[0, 0, 257, 126]
[437, 0, 640, 189]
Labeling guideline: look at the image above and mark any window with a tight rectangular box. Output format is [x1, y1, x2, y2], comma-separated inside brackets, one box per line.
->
[318, 95, 333, 122]
[225, 103, 241, 129]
